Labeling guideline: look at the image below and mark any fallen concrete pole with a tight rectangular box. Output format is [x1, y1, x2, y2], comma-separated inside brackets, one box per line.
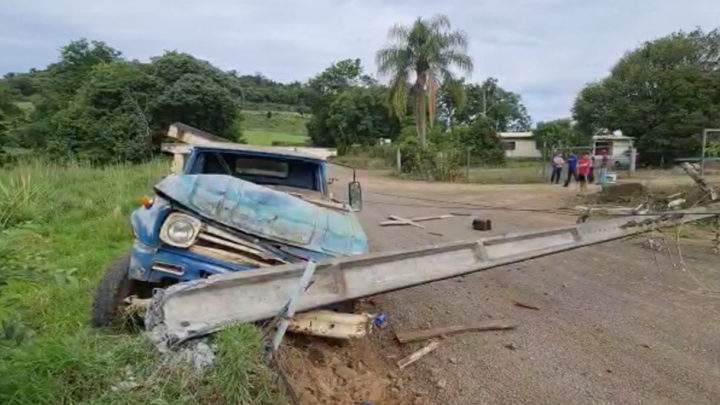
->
[145, 205, 719, 345]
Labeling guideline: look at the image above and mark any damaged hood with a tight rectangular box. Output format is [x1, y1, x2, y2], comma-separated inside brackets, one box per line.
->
[155, 174, 368, 256]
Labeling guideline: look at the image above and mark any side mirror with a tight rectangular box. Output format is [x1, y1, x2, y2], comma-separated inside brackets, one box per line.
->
[348, 181, 362, 211]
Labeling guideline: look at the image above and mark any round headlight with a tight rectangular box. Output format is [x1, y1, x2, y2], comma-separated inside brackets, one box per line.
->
[160, 213, 200, 247]
[167, 219, 196, 245]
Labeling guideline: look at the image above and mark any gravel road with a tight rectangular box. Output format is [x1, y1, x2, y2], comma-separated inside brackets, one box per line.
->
[330, 166, 720, 405]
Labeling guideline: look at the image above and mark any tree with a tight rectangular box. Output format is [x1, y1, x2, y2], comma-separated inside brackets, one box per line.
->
[0, 88, 21, 133]
[532, 119, 587, 149]
[150, 51, 244, 103]
[323, 86, 400, 151]
[573, 28, 720, 164]
[376, 15, 473, 145]
[306, 59, 385, 147]
[458, 79, 531, 131]
[47, 61, 159, 162]
[152, 73, 239, 140]
[446, 117, 505, 164]
[47, 39, 122, 97]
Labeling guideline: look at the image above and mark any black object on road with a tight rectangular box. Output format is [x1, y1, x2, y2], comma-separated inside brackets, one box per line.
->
[472, 218, 492, 231]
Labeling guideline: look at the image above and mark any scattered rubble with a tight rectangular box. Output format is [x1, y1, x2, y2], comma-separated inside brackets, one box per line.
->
[163, 338, 216, 372]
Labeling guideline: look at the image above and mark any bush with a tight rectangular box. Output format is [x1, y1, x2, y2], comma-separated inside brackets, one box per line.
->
[397, 140, 465, 181]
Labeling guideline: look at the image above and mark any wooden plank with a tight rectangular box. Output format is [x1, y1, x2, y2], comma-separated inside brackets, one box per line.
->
[386, 214, 426, 229]
[380, 214, 454, 226]
[288, 310, 370, 339]
[167, 122, 228, 145]
[397, 340, 440, 369]
[395, 320, 517, 344]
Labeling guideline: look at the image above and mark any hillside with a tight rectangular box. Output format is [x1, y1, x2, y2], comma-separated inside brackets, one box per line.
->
[241, 110, 310, 146]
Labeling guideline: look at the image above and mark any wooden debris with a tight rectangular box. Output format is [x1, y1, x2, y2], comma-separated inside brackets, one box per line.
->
[380, 214, 454, 227]
[667, 198, 686, 210]
[397, 340, 440, 369]
[288, 310, 371, 339]
[513, 300, 540, 310]
[395, 320, 517, 344]
[449, 212, 472, 216]
[382, 215, 425, 228]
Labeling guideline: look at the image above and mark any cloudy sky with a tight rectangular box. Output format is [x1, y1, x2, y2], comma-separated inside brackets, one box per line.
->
[1, 0, 718, 122]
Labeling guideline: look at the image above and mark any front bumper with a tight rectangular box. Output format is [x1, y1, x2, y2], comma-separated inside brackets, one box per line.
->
[128, 240, 258, 283]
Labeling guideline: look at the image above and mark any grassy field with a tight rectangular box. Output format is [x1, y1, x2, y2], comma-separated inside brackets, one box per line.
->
[0, 160, 284, 404]
[243, 130, 309, 146]
[241, 110, 309, 146]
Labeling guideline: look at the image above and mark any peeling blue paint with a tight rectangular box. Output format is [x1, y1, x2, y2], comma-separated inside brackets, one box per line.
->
[155, 174, 369, 256]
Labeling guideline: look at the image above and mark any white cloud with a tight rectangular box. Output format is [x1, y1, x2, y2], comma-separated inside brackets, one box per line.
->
[1, 0, 718, 121]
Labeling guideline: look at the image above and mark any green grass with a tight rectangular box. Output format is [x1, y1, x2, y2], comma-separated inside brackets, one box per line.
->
[0, 159, 285, 404]
[240, 110, 310, 146]
[242, 111, 309, 136]
[243, 130, 309, 146]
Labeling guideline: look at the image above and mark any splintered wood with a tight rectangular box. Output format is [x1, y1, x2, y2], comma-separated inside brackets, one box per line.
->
[396, 340, 440, 369]
[380, 214, 455, 227]
[395, 320, 517, 344]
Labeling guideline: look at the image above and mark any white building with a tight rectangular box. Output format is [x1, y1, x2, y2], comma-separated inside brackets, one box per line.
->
[591, 132, 634, 158]
[498, 132, 542, 158]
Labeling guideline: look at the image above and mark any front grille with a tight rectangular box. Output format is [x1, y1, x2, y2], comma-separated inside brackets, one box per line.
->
[188, 224, 287, 267]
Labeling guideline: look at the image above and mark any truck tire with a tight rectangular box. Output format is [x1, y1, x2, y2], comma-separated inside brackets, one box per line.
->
[91, 254, 137, 328]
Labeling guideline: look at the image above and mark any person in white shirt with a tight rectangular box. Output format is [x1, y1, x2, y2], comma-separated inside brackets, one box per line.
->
[550, 153, 564, 184]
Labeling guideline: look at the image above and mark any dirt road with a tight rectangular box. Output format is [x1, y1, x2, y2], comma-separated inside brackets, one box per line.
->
[285, 167, 720, 405]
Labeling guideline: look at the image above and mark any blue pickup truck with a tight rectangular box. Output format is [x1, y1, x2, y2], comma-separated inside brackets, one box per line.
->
[92, 143, 367, 327]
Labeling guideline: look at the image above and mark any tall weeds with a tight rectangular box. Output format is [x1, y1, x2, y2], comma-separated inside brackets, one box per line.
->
[0, 159, 284, 404]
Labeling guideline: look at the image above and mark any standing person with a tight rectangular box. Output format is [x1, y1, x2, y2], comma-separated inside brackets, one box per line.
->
[550, 153, 564, 184]
[588, 154, 595, 184]
[577, 152, 591, 192]
[563, 152, 578, 187]
[597, 150, 609, 184]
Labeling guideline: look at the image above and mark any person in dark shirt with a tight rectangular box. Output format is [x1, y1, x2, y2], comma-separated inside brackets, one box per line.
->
[564, 153, 578, 187]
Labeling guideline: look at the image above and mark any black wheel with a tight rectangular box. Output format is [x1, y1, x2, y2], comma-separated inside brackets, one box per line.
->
[91, 254, 139, 328]
[614, 160, 622, 169]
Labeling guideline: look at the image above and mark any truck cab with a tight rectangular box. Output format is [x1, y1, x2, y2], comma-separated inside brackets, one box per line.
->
[92, 143, 367, 327]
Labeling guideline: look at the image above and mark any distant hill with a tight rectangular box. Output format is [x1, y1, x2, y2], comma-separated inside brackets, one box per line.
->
[241, 110, 310, 146]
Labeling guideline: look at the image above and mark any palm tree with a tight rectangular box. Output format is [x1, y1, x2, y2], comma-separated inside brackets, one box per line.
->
[376, 15, 473, 145]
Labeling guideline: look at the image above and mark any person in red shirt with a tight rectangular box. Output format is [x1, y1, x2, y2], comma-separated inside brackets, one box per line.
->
[576, 152, 592, 191]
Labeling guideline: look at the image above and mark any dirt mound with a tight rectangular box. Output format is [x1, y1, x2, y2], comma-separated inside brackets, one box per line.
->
[597, 182, 645, 203]
[279, 335, 413, 405]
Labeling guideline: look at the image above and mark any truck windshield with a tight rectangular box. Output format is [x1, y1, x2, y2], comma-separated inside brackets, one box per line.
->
[192, 152, 322, 192]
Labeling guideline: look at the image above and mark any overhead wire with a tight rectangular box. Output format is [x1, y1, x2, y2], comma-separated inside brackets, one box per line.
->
[363, 190, 720, 217]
